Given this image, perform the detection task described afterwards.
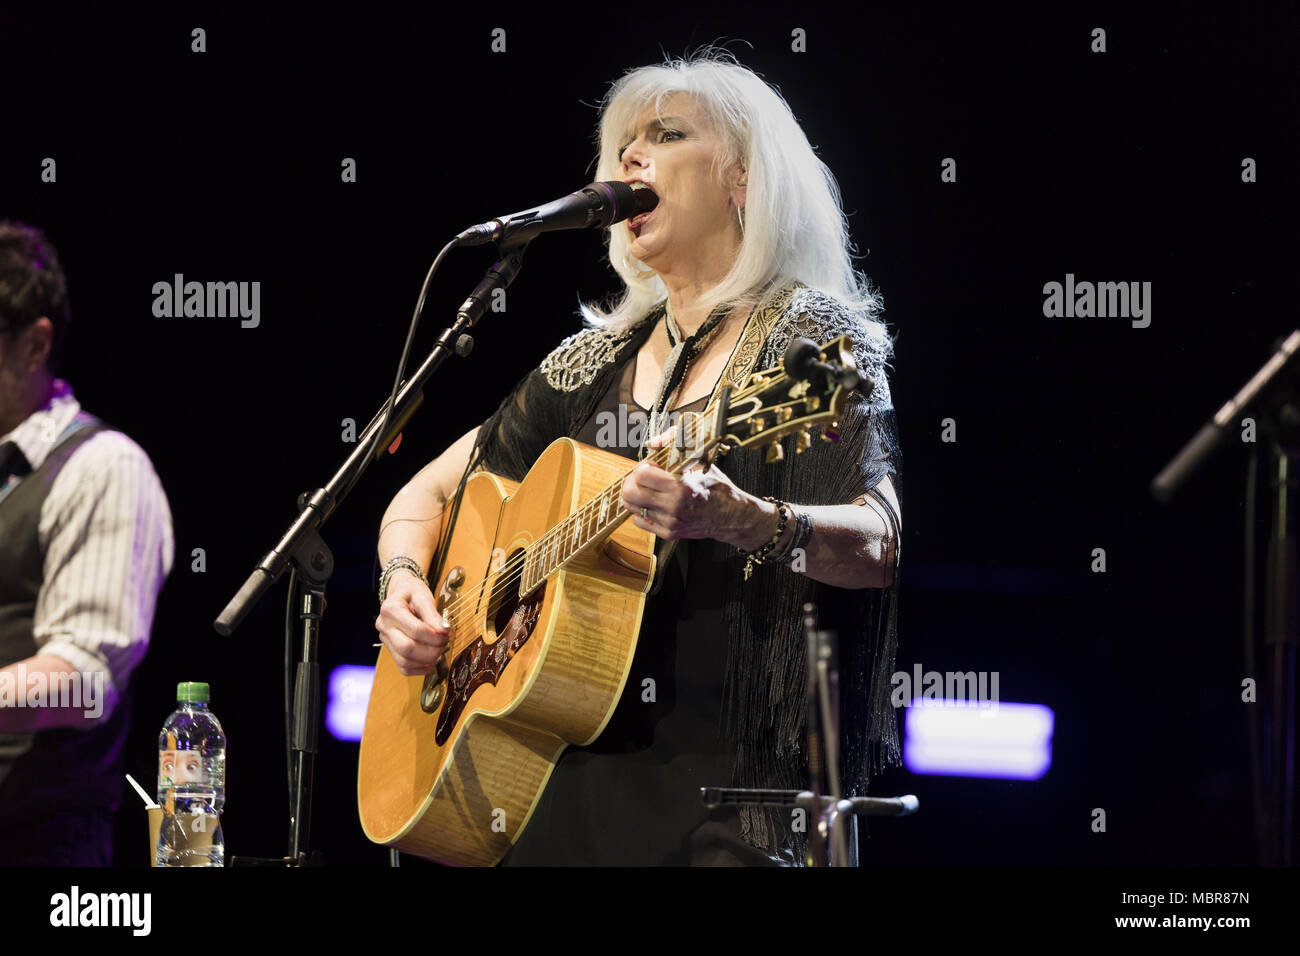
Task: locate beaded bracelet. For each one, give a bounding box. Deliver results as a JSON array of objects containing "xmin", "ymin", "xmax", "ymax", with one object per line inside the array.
[
  {"xmin": 742, "ymin": 497, "xmax": 791, "ymax": 580},
  {"xmin": 771, "ymin": 510, "xmax": 814, "ymax": 566},
  {"xmin": 378, "ymin": 555, "xmax": 428, "ymax": 603}
]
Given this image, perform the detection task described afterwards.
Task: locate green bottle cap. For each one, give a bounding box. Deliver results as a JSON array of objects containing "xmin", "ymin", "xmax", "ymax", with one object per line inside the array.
[{"xmin": 177, "ymin": 681, "xmax": 210, "ymax": 703}]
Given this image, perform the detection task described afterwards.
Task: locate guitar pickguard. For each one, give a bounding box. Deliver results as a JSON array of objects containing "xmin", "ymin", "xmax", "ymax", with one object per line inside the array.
[{"xmin": 433, "ymin": 585, "xmax": 546, "ymax": 745}]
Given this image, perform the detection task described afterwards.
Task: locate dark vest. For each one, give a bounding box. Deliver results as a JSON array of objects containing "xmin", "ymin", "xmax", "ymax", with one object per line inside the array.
[{"xmin": 0, "ymin": 419, "xmax": 133, "ymax": 824}]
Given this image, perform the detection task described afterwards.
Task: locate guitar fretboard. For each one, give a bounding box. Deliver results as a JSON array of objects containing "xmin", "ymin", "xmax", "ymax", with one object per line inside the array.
[{"xmin": 518, "ymin": 414, "xmax": 705, "ymax": 596}]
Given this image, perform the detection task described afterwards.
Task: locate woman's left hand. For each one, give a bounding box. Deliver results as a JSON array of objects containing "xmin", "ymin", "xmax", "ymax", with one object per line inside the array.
[{"xmin": 621, "ymin": 430, "xmax": 775, "ymax": 547}]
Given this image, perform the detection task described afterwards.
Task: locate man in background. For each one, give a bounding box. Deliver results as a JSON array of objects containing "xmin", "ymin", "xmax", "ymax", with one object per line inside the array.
[{"xmin": 0, "ymin": 221, "xmax": 172, "ymax": 865}]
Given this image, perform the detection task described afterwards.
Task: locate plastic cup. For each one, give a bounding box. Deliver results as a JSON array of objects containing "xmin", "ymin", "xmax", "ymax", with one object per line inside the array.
[
  {"xmin": 147, "ymin": 806, "xmax": 162, "ymax": 866},
  {"xmin": 155, "ymin": 801, "xmax": 221, "ymax": 866}
]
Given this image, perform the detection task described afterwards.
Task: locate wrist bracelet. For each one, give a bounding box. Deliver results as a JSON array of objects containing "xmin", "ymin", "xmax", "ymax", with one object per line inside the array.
[
  {"xmin": 742, "ymin": 497, "xmax": 790, "ymax": 580},
  {"xmin": 772, "ymin": 510, "xmax": 813, "ymax": 565},
  {"xmin": 379, "ymin": 555, "xmax": 428, "ymax": 603}
]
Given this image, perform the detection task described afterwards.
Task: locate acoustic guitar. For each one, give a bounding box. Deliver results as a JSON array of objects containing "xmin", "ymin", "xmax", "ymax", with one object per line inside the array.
[{"xmin": 357, "ymin": 335, "xmax": 864, "ymax": 865}]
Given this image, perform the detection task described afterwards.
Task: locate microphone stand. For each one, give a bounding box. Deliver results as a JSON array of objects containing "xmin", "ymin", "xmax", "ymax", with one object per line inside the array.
[
  {"xmin": 700, "ymin": 602, "xmax": 918, "ymax": 866},
  {"xmin": 1261, "ymin": 443, "xmax": 1298, "ymax": 865},
  {"xmin": 216, "ymin": 239, "xmax": 532, "ymax": 866},
  {"xmin": 805, "ymin": 602, "xmax": 854, "ymax": 866},
  {"xmin": 1151, "ymin": 330, "xmax": 1300, "ymax": 865}
]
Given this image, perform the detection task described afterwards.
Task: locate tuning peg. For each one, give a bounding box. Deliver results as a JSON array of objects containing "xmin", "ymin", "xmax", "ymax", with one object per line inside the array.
[
  {"xmin": 776, "ymin": 407, "xmax": 794, "ymax": 423},
  {"xmin": 765, "ymin": 441, "xmax": 784, "ymax": 463},
  {"xmin": 794, "ymin": 430, "xmax": 812, "ymax": 454},
  {"xmin": 750, "ymin": 418, "xmax": 767, "ymax": 435}
]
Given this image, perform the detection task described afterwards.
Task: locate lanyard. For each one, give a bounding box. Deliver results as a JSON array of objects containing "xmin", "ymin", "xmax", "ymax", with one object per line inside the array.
[{"xmin": 641, "ymin": 302, "xmax": 727, "ymax": 459}]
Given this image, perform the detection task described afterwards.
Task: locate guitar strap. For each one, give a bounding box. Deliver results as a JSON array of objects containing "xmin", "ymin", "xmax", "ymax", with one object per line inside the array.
[
  {"xmin": 714, "ymin": 280, "xmax": 806, "ymax": 396},
  {"xmin": 651, "ymin": 280, "xmax": 806, "ymax": 592}
]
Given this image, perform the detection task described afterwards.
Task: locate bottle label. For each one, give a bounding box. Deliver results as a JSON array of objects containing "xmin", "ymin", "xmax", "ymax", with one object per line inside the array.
[{"xmin": 159, "ymin": 748, "xmax": 208, "ymax": 791}]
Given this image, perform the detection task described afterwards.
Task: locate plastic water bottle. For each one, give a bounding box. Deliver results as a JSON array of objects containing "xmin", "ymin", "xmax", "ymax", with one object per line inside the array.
[{"xmin": 156, "ymin": 681, "xmax": 226, "ymax": 866}]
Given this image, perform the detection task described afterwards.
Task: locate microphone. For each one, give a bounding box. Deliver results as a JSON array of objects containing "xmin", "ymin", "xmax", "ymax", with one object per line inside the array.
[
  {"xmin": 1151, "ymin": 329, "xmax": 1300, "ymax": 503},
  {"xmin": 456, "ymin": 181, "xmax": 658, "ymax": 247},
  {"xmin": 846, "ymin": 794, "xmax": 920, "ymax": 817}
]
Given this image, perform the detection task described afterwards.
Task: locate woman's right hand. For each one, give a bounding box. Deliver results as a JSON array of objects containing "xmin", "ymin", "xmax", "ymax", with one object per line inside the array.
[{"xmin": 375, "ymin": 570, "xmax": 452, "ymax": 676}]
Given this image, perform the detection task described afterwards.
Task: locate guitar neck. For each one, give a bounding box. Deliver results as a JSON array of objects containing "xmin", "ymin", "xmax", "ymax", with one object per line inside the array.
[
  {"xmin": 517, "ymin": 421, "xmax": 707, "ymax": 596},
  {"xmin": 512, "ymin": 347, "xmax": 848, "ymax": 597}
]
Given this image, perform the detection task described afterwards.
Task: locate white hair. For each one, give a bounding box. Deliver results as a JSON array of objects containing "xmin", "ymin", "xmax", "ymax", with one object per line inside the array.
[{"xmin": 579, "ymin": 47, "xmax": 884, "ymax": 333}]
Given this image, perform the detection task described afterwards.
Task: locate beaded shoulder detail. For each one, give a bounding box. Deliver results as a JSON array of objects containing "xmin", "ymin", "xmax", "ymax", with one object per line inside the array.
[
  {"xmin": 538, "ymin": 325, "xmax": 637, "ymax": 393},
  {"xmin": 759, "ymin": 287, "xmax": 894, "ymax": 408}
]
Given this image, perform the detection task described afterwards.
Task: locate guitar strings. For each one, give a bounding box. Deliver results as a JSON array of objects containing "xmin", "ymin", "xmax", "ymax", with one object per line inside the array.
[
  {"xmin": 435, "ymin": 468, "xmax": 661, "ymax": 649},
  {"xmin": 432, "ymin": 395, "xmax": 728, "ymax": 628},
  {"xmin": 435, "ymin": 439, "xmax": 679, "ymax": 631},
  {"xmin": 433, "ymin": 375, "xmax": 779, "ymax": 639},
  {"xmin": 426, "ymin": 373, "xmax": 781, "ymax": 656},
  {"xmin": 430, "ymin": 431, "xmax": 692, "ymax": 650}
]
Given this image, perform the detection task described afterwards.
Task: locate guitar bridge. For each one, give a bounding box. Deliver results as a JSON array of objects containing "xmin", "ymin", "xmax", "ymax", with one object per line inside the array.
[
  {"xmin": 420, "ymin": 659, "xmax": 449, "ymax": 713},
  {"xmin": 420, "ymin": 566, "xmax": 465, "ymax": 714}
]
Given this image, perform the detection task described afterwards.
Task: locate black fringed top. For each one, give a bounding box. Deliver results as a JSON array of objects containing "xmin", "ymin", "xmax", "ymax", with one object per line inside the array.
[{"xmin": 451, "ymin": 280, "xmax": 903, "ymax": 865}]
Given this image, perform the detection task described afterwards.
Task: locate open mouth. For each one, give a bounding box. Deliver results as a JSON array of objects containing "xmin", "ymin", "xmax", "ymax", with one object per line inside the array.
[
  {"xmin": 627, "ymin": 182, "xmax": 658, "ymax": 235},
  {"xmin": 627, "ymin": 207, "xmax": 656, "ymax": 235}
]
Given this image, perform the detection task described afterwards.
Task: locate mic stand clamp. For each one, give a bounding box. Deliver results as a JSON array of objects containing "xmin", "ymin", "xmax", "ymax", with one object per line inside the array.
[{"xmin": 698, "ymin": 787, "xmax": 919, "ymax": 867}]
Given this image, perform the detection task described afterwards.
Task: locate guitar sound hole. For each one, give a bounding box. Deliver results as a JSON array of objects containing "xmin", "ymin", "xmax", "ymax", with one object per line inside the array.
[{"xmin": 486, "ymin": 548, "xmax": 524, "ymax": 639}]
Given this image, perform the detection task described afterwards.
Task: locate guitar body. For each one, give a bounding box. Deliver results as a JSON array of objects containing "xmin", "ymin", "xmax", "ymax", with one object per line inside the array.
[{"xmin": 357, "ymin": 438, "xmax": 656, "ymax": 866}]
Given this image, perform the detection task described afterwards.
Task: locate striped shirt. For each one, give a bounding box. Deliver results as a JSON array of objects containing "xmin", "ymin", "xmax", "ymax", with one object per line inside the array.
[{"xmin": 0, "ymin": 380, "xmax": 173, "ymax": 720}]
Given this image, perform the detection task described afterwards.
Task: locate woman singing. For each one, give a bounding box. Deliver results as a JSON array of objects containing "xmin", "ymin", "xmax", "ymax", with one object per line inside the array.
[{"xmin": 373, "ymin": 49, "xmax": 902, "ymax": 866}]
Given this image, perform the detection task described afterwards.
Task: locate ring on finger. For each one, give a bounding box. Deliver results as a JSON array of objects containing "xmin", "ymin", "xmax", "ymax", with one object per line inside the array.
[{"xmin": 641, "ymin": 506, "xmax": 649, "ymax": 519}]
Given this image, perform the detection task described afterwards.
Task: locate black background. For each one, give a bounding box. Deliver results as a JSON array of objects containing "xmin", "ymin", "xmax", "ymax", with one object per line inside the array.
[{"xmin": 2, "ymin": 3, "xmax": 1296, "ymax": 870}]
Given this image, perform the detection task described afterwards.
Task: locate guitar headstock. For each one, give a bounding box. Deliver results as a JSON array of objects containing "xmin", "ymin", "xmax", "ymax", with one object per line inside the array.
[
  {"xmin": 718, "ymin": 334, "xmax": 864, "ymax": 461},
  {"xmin": 657, "ymin": 335, "xmax": 866, "ymax": 470}
]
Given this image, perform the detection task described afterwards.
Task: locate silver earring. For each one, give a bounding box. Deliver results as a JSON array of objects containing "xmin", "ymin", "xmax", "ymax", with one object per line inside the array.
[{"xmin": 736, "ymin": 205, "xmax": 745, "ymax": 235}]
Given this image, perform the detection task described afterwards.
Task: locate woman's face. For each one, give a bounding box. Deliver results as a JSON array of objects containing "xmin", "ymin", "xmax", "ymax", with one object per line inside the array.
[{"xmin": 617, "ymin": 93, "xmax": 744, "ymax": 277}]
